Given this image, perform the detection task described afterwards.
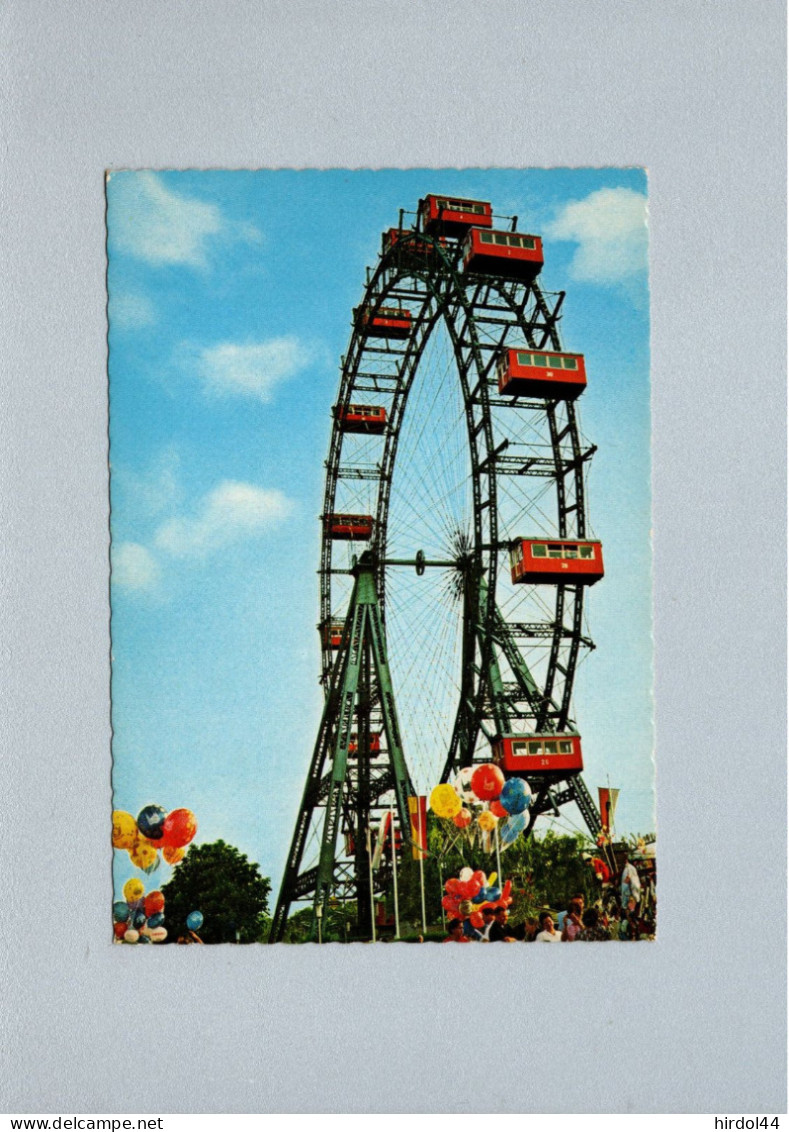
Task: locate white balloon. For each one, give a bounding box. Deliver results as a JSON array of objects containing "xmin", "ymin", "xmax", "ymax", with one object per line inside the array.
[
  {"xmin": 459, "ymin": 867, "xmax": 473, "ymax": 882},
  {"xmin": 123, "ymin": 929, "xmax": 140, "ymax": 943},
  {"xmin": 149, "ymin": 926, "xmax": 168, "ymax": 943}
]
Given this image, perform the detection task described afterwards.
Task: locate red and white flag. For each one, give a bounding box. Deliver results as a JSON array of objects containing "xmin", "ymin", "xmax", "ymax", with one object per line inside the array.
[
  {"xmin": 371, "ymin": 811, "xmax": 391, "ymax": 870},
  {"xmin": 408, "ymin": 795, "xmax": 428, "ymax": 860}
]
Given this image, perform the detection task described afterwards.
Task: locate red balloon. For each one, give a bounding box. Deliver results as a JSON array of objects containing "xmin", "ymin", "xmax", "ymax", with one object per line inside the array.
[
  {"xmin": 144, "ymin": 890, "xmax": 165, "ymax": 917},
  {"xmin": 113, "ymin": 921, "xmax": 127, "ymax": 939},
  {"xmin": 490, "ymin": 800, "xmax": 508, "ymax": 818},
  {"xmin": 445, "ymin": 878, "xmax": 461, "ymax": 896},
  {"xmin": 471, "ymin": 763, "xmax": 505, "ymax": 801},
  {"xmin": 161, "ymin": 808, "xmax": 197, "ymax": 850},
  {"xmin": 469, "ymin": 911, "xmax": 485, "ymax": 928},
  {"xmin": 453, "ymin": 808, "xmax": 472, "ymax": 829},
  {"xmin": 472, "ymin": 870, "xmax": 487, "ymax": 887}
]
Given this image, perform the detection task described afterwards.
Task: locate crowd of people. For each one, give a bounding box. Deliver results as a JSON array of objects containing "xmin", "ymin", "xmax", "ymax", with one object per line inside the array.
[{"xmin": 443, "ymin": 853, "xmax": 656, "ymax": 942}]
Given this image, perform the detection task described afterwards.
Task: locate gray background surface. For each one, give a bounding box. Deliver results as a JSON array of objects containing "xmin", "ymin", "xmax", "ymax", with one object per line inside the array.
[{"xmin": 2, "ymin": 0, "xmax": 785, "ymax": 1114}]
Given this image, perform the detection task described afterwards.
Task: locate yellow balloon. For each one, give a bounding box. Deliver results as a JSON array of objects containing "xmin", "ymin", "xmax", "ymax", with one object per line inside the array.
[
  {"xmin": 129, "ymin": 840, "xmax": 158, "ymax": 870},
  {"xmin": 112, "ymin": 810, "xmax": 138, "ymax": 850},
  {"xmin": 478, "ymin": 810, "xmax": 498, "ymax": 831},
  {"xmin": 429, "ymin": 783, "xmax": 462, "ymax": 820},
  {"xmin": 487, "ymin": 872, "xmax": 497, "ymax": 886},
  {"xmin": 123, "ymin": 878, "xmax": 145, "ymax": 903}
]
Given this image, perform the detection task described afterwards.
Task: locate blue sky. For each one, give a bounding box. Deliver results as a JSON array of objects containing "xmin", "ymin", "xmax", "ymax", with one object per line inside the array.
[{"xmin": 107, "ymin": 168, "xmax": 652, "ymax": 902}]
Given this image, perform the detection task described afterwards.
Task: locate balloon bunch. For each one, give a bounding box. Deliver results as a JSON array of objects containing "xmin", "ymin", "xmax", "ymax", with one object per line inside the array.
[
  {"xmin": 112, "ymin": 806, "xmax": 197, "ymax": 874},
  {"xmin": 429, "ymin": 763, "xmax": 534, "ymax": 851},
  {"xmin": 441, "ymin": 866, "xmax": 514, "ymax": 929},
  {"xmin": 113, "ymin": 881, "xmax": 168, "ymax": 944}
]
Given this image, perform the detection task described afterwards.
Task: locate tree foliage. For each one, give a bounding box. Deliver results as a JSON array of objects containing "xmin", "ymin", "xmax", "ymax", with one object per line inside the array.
[{"xmin": 161, "ymin": 840, "xmax": 271, "ymax": 943}]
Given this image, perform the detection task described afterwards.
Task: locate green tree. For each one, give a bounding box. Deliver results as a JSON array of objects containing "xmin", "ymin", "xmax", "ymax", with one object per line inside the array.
[{"xmin": 161, "ymin": 840, "xmax": 271, "ymax": 943}]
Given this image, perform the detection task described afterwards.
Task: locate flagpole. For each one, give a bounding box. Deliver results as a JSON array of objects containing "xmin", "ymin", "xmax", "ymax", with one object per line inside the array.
[
  {"xmin": 390, "ymin": 802, "xmax": 400, "ymax": 940},
  {"xmin": 437, "ymin": 857, "xmax": 445, "ymax": 932},
  {"xmin": 418, "ymin": 845, "xmax": 427, "ymax": 935},
  {"xmin": 494, "ymin": 823, "xmax": 503, "ymax": 892},
  {"xmin": 366, "ymin": 825, "xmax": 376, "ymax": 943}
]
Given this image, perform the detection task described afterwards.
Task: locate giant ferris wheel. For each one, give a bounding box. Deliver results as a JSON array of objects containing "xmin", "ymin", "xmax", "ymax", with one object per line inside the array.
[{"xmin": 270, "ymin": 194, "xmax": 606, "ymax": 942}]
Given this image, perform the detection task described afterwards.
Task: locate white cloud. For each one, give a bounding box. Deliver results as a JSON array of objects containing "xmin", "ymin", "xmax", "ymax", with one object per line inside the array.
[
  {"xmin": 112, "ymin": 542, "xmax": 161, "ymax": 592},
  {"xmin": 154, "ymin": 481, "xmax": 293, "ymax": 558},
  {"xmin": 114, "ymin": 448, "xmax": 181, "ymax": 517},
  {"xmin": 108, "ymin": 172, "xmax": 261, "ymax": 267},
  {"xmin": 109, "ymin": 290, "xmax": 156, "ymax": 330},
  {"xmin": 193, "ymin": 337, "xmax": 312, "ymax": 401},
  {"xmin": 545, "ymin": 187, "xmax": 648, "ymax": 284}
]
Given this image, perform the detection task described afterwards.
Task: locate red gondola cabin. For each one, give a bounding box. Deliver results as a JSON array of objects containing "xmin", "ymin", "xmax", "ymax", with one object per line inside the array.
[
  {"xmin": 462, "ymin": 228, "xmax": 544, "ymax": 281},
  {"xmin": 420, "ymin": 195, "xmax": 493, "ymax": 238},
  {"xmin": 355, "ymin": 305, "xmax": 412, "ymax": 339},
  {"xmin": 497, "ymin": 348, "xmax": 587, "ymax": 401},
  {"xmin": 492, "ymin": 732, "xmax": 584, "ymax": 775},
  {"xmin": 509, "ymin": 539, "xmax": 604, "ymax": 585},
  {"xmin": 348, "ymin": 733, "xmax": 382, "ymax": 757},
  {"xmin": 321, "ymin": 620, "xmax": 345, "ymax": 649},
  {"xmin": 335, "ymin": 403, "xmax": 387, "ymax": 434},
  {"xmin": 325, "ymin": 513, "xmax": 375, "ymax": 541},
  {"xmin": 383, "ymin": 228, "xmax": 447, "ymax": 256}
]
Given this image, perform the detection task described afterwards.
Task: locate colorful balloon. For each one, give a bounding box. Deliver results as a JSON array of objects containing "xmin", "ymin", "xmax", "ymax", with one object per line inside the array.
[
  {"xmin": 186, "ymin": 910, "xmax": 204, "ymax": 931},
  {"xmin": 144, "ymin": 890, "xmax": 165, "ymax": 917},
  {"xmin": 162, "ymin": 844, "xmax": 185, "ymax": 866},
  {"xmin": 453, "ymin": 808, "xmax": 472, "ymax": 829},
  {"xmin": 500, "ymin": 811, "xmax": 528, "ymax": 848},
  {"xmin": 471, "ymin": 763, "xmax": 505, "ymax": 801},
  {"xmin": 137, "ymin": 804, "xmax": 167, "ymax": 842},
  {"xmin": 477, "ymin": 810, "xmax": 498, "ymax": 831},
  {"xmin": 500, "ymin": 777, "xmax": 531, "ymax": 815},
  {"xmin": 112, "ymin": 900, "xmax": 130, "ymax": 923},
  {"xmin": 129, "ymin": 839, "xmax": 158, "ymax": 870},
  {"xmin": 147, "ymin": 912, "xmax": 165, "ymax": 929},
  {"xmin": 161, "ymin": 808, "xmax": 197, "ymax": 850},
  {"xmin": 112, "ymin": 811, "xmax": 138, "ymax": 850},
  {"xmin": 122, "ymin": 878, "xmax": 145, "ymax": 904},
  {"xmin": 429, "ymin": 783, "xmax": 462, "ymax": 820},
  {"xmin": 452, "ymin": 765, "xmax": 476, "ymax": 803}
]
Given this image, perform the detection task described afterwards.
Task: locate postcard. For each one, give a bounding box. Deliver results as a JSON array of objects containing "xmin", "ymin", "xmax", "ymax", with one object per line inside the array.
[{"xmin": 107, "ymin": 169, "xmax": 653, "ymax": 946}]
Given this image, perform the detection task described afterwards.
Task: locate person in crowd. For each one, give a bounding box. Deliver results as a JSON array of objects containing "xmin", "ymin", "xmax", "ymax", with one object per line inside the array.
[
  {"xmin": 443, "ymin": 917, "xmax": 472, "ymax": 943},
  {"xmin": 620, "ymin": 852, "xmax": 641, "ymax": 909},
  {"xmin": 534, "ymin": 911, "xmax": 560, "ymax": 942},
  {"xmin": 561, "ymin": 899, "xmax": 583, "ymax": 941},
  {"xmin": 522, "ymin": 918, "xmax": 538, "ymax": 942},
  {"xmin": 557, "ymin": 892, "xmax": 586, "ymax": 933},
  {"xmin": 577, "ymin": 907, "xmax": 611, "ymax": 941},
  {"xmin": 488, "ymin": 906, "xmax": 518, "ymax": 942}
]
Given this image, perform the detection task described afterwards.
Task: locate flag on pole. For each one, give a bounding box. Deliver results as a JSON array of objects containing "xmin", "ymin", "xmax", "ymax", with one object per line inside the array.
[
  {"xmin": 371, "ymin": 811, "xmax": 391, "ymax": 870},
  {"xmin": 598, "ymin": 787, "xmax": 620, "ymax": 833},
  {"xmin": 408, "ymin": 795, "xmax": 428, "ymax": 860}
]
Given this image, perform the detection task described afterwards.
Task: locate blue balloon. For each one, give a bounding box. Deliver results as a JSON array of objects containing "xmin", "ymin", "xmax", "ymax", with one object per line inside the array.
[
  {"xmin": 137, "ymin": 804, "xmax": 166, "ymax": 842},
  {"xmin": 132, "ymin": 909, "xmax": 147, "ymax": 928},
  {"xmin": 486, "ymin": 886, "xmax": 502, "ymax": 902},
  {"xmin": 500, "ymin": 811, "xmax": 528, "ymax": 847},
  {"xmin": 112, "ymin": 901, "xmax": 130, "ymax": 923},
  {"xmin": 137, "ymin": 933, "xmax": 151, "ymax": 944},
  {"xmin": 186, "ymin": 910, "xmax": 204, "ymax": 931},
  {"xmin": 147, "ymin": 912, "xmax": 165, "ymax": 929},
  {"xmin": 501, "ymin": 777, "xmax": 530, "ymax": 815}
]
